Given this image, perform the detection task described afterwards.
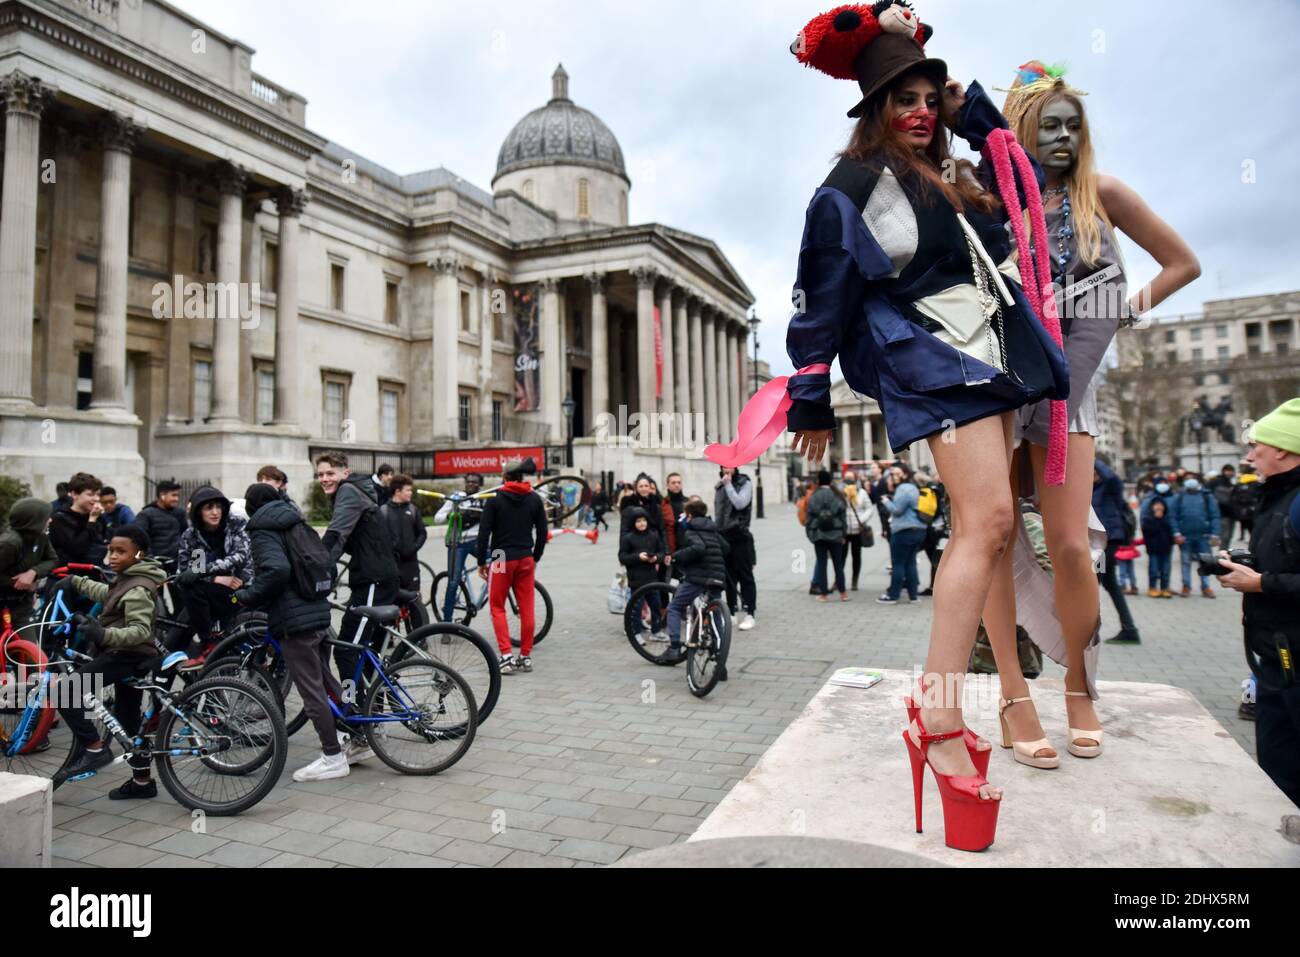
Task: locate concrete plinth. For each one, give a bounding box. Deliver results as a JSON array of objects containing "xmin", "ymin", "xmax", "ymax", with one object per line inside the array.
[
  {"xmin": 617, "ymin": 836, "xmax": 943, "ymax": 868},
  {"xmin": 691, "ymin": 670, "xmax": 1300, "ymax": 867},
  {"xmin": 152, "ymin": 422, "xmax": 312, "ymax": 502},
  {"xmin": 0, "ymin": 406, "xmax": 144, "ymax": 505},
  {"xmin": 0, "ymin": 772, "xmax": 52, "ymax": 868}
]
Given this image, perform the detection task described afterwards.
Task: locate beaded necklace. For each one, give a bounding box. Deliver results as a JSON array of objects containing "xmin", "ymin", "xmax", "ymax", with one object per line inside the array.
[{"xmin": 1043, "ymin": 184, "xmax": 1074, "ymax": 279}]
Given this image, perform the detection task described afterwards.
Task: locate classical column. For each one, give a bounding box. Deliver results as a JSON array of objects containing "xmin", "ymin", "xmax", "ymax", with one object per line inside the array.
[
  {"xmin": 43, "ymin": 128, "xmax": 83, "ymax": 407},
  {"xmin": 89, "ymin": 114, "xmax": 143, "ymax": 412},
  {"xmin": 840, "ymin": 414, "xmax": 852, "ymax": 465},
  {"xmin": 688, "ymin": 295, "xmax": 705, "ymax": 439},
  {"xmin": 672, "ymin": 289, "xmax": 689, "ymax": 418},
  {"xmin": 478, "ymin": 269, "xmax": 499, "ymax": 431},
  {"xmin": 632, "ymin": 266, "xmax": 657, "ymax": 418},
  {"xmin": 0, "ymin": 72, "xmax": 51, "ymax": 406},
  {"xmin": 862, "ymin": 413, "xmax": 875, "ymax": 460},
  {"xmin": 164, "ymin": 173, "xmax": 196, "ymax": 425},
  {"xmin": 207, "ymin": 162, "xmax": 245, "ymax": 423},
  {"xmin": 735, "ymin": 326, "xmax": 748, "ymax": 418},
  {"xmin": 430, "ymin": 251, "xmax": 460, "ymax": 441},
  {"xmin": 714, "ymin": 316, "xmax": 731, "ymax": 442},
  {"xmin": 539, "ymin": 276, "xmax": 563, "ymax": 441},
  {"xmin": 273, "ymin": 187, "xmax": 307, "ymax": 426},
  {"xmin": 657, "ymin": 280, "xmax": 675, "ymax": 418},
  {"xmin": 701, "ymin": 305, "xmax": 718, "ymax": 441},
  {"xmin": 586, "ymin": 271, "xmax": 609, "ymax": 425}
]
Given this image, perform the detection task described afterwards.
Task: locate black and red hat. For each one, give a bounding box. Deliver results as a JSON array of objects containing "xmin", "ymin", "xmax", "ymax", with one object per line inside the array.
[{"xmin": 791, "ymin": 1, "xmax": 946, "ymax": 119}]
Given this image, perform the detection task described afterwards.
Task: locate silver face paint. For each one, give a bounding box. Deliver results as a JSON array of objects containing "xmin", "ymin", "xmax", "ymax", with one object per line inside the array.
[{"xmin": 1036, "ymin": 99, "xmax": 1082, "ymax": 171}]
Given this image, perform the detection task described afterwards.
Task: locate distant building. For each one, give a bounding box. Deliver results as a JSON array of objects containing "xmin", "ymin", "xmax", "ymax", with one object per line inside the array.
[{"xmin": 1107, "ymin": 290, "xmax": 1300, "ymax": 476}]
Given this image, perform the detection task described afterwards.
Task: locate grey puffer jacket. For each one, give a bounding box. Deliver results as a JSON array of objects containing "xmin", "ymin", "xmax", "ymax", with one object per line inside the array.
[{"xmin": 234, "ymin": 500, "xmax": 330, "ymax": 636}]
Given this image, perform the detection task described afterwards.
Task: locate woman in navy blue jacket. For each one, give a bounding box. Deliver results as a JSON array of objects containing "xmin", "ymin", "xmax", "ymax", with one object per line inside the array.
[{"xmin": 709, "ymin": 4, "xmax": 1068, "ymax": 852}]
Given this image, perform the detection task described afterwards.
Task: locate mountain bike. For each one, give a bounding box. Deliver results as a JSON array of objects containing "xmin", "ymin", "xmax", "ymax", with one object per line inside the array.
[
  {"xmin": 1, "ymin": 615, "xmax": 287, "ymax": 815},
  {"xmin": 624, "ymin": 579, "xmax": 731, "ymax": 697}
]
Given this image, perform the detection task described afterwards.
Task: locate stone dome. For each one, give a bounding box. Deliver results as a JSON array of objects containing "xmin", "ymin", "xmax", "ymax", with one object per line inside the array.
[{"xmin": 494, "ymin": 65, "xmax": 629, "ymax": 184}]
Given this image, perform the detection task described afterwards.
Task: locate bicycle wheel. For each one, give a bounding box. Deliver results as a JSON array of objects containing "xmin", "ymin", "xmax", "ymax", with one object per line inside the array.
[
  {"xmin": 508, "ymin": 582, "xmax": 554, "ymax": 648},
  {"xmin": 623, "ymin": 581, "xmax": 678, "ymax": 665},
  {"xmin": 392, "ymin": 622, "xmax": 500, "ymax": 724},
  {"xmin": 430, "ymin": 571, "xmax": 472, "ymax": 625},
  {"xmin": 202, "ymin": 624, "xmax": 309, "ymax": 738},
  {"xmin": 533, "ymin": 474, "xmax": 588, "ymax": 524},
  {"xmin": 154, "ymin": 675, "xmax": 287, "ymax": 816},
  {"xmin": 0, "ymin": 638, "xmax": 56, "ymax": 757},
  {"xmin": 418, "ymin": 561, "xmax": 438, "ymax": 612},
  {"xmin": 363, "ymin": 659, "xmax": 476, "ymax": 775},
  {"xmin": 686, "ymin": 600, "xmax": 731, "ymax": 698},
  {"xmin": 195, "ymin": 659, "xmax": 286, "ymax": 772}
]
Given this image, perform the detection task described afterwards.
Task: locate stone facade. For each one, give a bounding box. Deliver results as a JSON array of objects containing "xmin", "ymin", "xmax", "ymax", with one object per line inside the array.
[{"xmin": 0, "ymin": 0, "xmax": 767, "ymax": 504}]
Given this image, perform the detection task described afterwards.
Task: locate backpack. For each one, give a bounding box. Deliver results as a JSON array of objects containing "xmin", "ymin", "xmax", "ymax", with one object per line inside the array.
[
  {"xmin": 284, "ymin": 520, "xmax": 334, "ymax": 601},
  {"xmin": 916, "ymin": 487, "xmax": 939, "ymax": 525},
  {"xmin": 1231, "ymin": 482, "xmax": 1260, "ymax": 525}
]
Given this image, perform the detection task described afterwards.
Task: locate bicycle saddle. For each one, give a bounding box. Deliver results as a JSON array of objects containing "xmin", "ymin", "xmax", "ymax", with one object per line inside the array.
[
  {"xmin": 121, "ymin": 654, "xmax": 165, "ymax": 685},
  {"xmin": 704, "ymin": 579, "xmax": 726, "ymax": 589},
  {"xmin": 394, "ymin": 589, "xmax": 420, "ymax": 606},
  {"xmin": 352, "ymin": 605, "xmax": 402, "ymax": 624}
]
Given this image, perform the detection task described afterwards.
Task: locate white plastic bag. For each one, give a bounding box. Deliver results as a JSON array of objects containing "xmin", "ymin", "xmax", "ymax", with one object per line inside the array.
[{"xmin": 607, "ymin": 570, "xmax": 630, "ymax": 615}]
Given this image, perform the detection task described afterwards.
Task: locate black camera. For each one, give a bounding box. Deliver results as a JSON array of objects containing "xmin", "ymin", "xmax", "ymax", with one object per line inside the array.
[{"xmin": 1197, "ymin": 548, "xmax": 1254, "ymax": 579}]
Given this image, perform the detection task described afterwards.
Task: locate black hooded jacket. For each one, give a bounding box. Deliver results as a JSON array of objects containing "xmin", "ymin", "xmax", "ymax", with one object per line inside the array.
[
  {"xmin": 0, "ymin": 498, "xmax": 58, "ymax": 603},
  {"xmin": 234, "ymin": 499, "xmax": 331, "ymax": 636},
  {"xmin": 619, "ymin": 507, "xmax": 666, "ymax": 589},
  {"xmin": 671, "ymin": 516, "xmax": 731, "ymax": 587},
  {"xmin": 322, "ymin": 472, "xmax": 399, "ymax": 586},
  {"xmin": 48, "ymin": 501, "xmax": 107, "ymax": 567},
  {"xmin": 1243, "ymin": 464, "xmax": 1300, "ymax": 662},
  {"xmin": 135, "ymin": 500, "xmax": 188, "ymax": 563},
  {"xmin": 476, "ymin": 482, "xmax": 548, "ymax": 564}
]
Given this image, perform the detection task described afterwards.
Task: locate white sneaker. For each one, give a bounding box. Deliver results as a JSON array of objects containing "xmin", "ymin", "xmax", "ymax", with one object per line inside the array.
[
  {"xmin": 651, "ymin": 631, "xmax": 670, "ymax": 644},
  {"xmin": 343, "ymin": 734, "xmax": 374, "ymax": 765},
  {"xmin": 737, "ymin": 613, "xmax": 755, "ymax": 631},
  {"xmin": 292, "ymin": 751, "xmax": 350, "ymax": 782}
]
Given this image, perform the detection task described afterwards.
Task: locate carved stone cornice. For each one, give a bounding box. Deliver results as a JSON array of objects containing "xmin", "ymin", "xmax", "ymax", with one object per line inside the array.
[
  {"xmin": 672, "ymin": 287, "xmax": 687, "ymax": 309},
  {"xmin": 213, "ymin": 161, "xmax": 247, "ymax": 197},
  {"xmin": 0, "ymin": 70, "xmax": 53, "ymax": 118},
  {"xmin": 274, "ymin": 186, "xmax": 309, "ymax": 218},
  {"xmin": 686, "ymin": 293, "xmax": 704, "ymax": 315},
  {"xmin": 538, "ymin": 276, "xmax": 561, "ymax": 294},
  {"xmin": 97, "ymin": 112, "xmax": 144, "ymax": 154}
]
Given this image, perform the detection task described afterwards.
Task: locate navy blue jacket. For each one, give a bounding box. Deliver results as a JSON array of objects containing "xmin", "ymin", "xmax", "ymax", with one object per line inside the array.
[
  {"xmin": 1139, "ymin": 511, "xmax": 1175, "ymax": 557},
  {"xmin": 1169, "ymin": 489, "xmax": 1221, "ymax": 540},
  {"xmin": 1091, "ymin": 461, "xmax": 1129, "ymax": 543}
]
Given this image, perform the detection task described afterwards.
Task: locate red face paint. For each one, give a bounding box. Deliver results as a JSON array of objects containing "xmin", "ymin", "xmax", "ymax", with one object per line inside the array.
[{"xmin": 891, "ymin": 108, "xmax": 937, "ymax": 135}]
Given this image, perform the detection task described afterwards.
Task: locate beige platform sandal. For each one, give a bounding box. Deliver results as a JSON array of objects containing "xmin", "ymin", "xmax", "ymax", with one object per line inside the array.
[
  {"xmin": 998, "ymin": 696, "xmax": 1060, "ymax": 769},
  {"xmin": 1064, "ymin": 690, "xmax": 1104, "ymax": 758}
]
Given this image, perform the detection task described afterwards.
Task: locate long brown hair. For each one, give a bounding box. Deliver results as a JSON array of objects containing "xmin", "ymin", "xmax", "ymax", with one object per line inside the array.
[
  {"xmin": 839, "ymin": 69, "xmax": 995, "ymax": 215},
  {"xmin": 1004, "ymin": 87, "xmax": 1108, "ymax": 266}
]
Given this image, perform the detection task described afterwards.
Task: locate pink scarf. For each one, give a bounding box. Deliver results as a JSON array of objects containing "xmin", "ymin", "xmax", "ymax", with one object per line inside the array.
[
  {"xmin": 704, "ymin": 364, "xmax": 831, "ymax": 468},
  {"xmin": 982, "ymin": 127, "xmax": 1068, "ymax": 487}
]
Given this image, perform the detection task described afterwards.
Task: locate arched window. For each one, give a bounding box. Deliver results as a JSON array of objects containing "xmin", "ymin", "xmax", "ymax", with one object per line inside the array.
[
  {"xmin": 577, "ymin": 178, "xmax": 590, "ymax": 219},
  {"xmin": 522, "ymin": 179, "xmax": 534, "ymax": 202}
]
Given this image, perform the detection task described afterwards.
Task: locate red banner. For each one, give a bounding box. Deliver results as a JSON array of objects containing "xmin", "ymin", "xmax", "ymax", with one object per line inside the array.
[
  {"xmin": 653, "ymin": 305, "xmax": 663, "ymax": 399},
  {"xmin": 433, "ymin": 446, "xmax": 544, "ymax": 477}
]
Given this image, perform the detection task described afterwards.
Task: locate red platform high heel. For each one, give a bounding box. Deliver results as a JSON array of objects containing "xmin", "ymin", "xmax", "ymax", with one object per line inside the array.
[
  {"xmin": 904, "ymin": 696, "xmax": 990, "ymax": 777},
  {"xmin": 903, "ymin": 706, "xmax": 1002, "ymax": 852}
]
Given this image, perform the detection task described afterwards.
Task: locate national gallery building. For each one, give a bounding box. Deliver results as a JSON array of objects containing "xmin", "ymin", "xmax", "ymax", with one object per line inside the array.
[{"xmin": 0, "ymin": 0, "xmax": 776, "ymax": 503}]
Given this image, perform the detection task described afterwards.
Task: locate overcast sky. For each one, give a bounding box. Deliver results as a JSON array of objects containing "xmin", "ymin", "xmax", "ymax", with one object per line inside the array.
[{"xmin": 180, "ymin": 0, "xmax": 1300, "ymax": 379}]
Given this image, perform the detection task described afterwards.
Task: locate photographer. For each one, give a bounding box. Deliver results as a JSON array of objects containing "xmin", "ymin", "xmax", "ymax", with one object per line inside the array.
[{"xmin": 1215, "ymin": 399, "xmax": 1300, "ymax": 807}]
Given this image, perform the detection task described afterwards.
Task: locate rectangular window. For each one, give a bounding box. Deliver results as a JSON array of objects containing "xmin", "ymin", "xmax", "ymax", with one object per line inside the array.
[
  {"xmin": 494, "ymin": 308, "xmax": 509, "ymax": 344},
  {"xmin": 492, "ymin": 399, "xmax": 503, "ymax": 441},
  {"xmin": 385, "ymin": 279, "xmax": 400, "ymax": 325},
  {"xmin": 1189, "ymin": 327, "xmax": 1202, "ymax": 342},
  {"xmin": 381, "ymin": 388, "xmax": 399, "ymax": 444},
  {"xmin": 322, "ymin": 376, "xmax": 348, "ymax": 440},
  {"xmin": 192, "ymin": 359, "xmax": 212, "ymax": 421},
  {"xmin": 1191, "ymin": 347, "xmax": 1203, "ymax": 361},
  {"xmin": 460, "ymin": 289, "xmax": 473, "ymax": 334},
  {"xmin": 1217, "ymin": 345, "xmax": 1229, "ymax": 360},
  {"xmin": 458, "ymin": 394, "xmax": 472, "ymax": 441},
  {"xmin": 1216, "ymin": 323, "xmax": 1228, "ymax": 338},
  {"xmin": 330, "ymin": 262, "xmax": 345, "ymax": 312},
  {"xmin": 1220, "ymin": 371, "xmax": 1231, "ymax": 385},
  {"xmin": 256, "ymin": 367, "xmax": 275, "ymax": 424},
  {"xmin": 263, "ymin": 242, "xmax": 279, "ymax": 294},
  {"xmin": 76, "ymin": 351, "xmax": 93, "ymax": 411},
  {"xmin": 1164, "ymin": 330, "xmax": 1176, "ymax": 344}
]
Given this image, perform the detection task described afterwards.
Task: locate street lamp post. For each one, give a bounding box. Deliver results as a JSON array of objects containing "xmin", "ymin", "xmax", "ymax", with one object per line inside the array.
[
  {"xmin": 562, "ymin": 392, "xmax": 575, "ymax": 469},
  {"xmin": 747, "ymin": 308, "xmax": 764, "ymax": 519},
  {"xmin": 1188, "ymin": 411, "xmax": 1205, "ymax": 475}
]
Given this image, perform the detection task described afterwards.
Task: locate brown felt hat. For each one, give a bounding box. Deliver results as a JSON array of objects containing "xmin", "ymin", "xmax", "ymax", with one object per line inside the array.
[{"xmin": 846, "ymin": 32, "xmax": 947, "ymax": 119}]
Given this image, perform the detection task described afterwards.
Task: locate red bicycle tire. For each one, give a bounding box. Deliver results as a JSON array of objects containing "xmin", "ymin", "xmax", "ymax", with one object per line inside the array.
[{"xmin": 3, "ymin": 638, "xmax": 55, "ymax": 754}]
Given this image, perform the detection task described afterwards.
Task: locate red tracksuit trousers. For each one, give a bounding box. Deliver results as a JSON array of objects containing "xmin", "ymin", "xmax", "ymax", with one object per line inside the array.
[{"xmin": 489, "ymin": 556, "xmax": 536, "ymax": 656}]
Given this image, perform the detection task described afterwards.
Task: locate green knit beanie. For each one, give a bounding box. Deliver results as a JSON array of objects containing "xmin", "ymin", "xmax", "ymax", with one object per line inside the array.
[{"xmin": 1252, "ymin": 398, "xmax": 1300, "ymax": 455}]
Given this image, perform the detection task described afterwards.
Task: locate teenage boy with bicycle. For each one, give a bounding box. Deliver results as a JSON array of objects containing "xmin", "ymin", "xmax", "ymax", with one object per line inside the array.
[
  {"xmin": 475, "ymin": 458, "xmax": 547, "ymax": 674},
  {"xmin": 435, "ymin": 472, "xmax": 484, "ymax": 621}
]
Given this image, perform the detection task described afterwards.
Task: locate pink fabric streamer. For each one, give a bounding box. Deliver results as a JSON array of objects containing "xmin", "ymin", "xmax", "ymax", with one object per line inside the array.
[
  {"xmin": 982, "ymin": 127, "xmax": 1068, "ymax": 487},
  {"xmin": 704, "ymin": 364, "xmax": 832, "ymax": 468}
]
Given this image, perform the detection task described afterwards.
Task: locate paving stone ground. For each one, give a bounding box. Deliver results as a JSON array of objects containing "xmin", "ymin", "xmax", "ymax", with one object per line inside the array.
[{"xmin": 51, "ymin": 502, "xmax": 1257, "ymax": 867}]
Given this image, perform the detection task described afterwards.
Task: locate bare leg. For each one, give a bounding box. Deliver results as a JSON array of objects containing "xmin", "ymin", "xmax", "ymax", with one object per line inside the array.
[
  {"xmin": 1030, "ymin": 435, "xmax": 1102, "ymax": 745},
  {"xmin": 980, "ymin": 447, "xmax": 1055, "ymax": 757},
  {"xmin": 911, "ymin": 413, "xmax": 1017, "ymax": 801}
]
